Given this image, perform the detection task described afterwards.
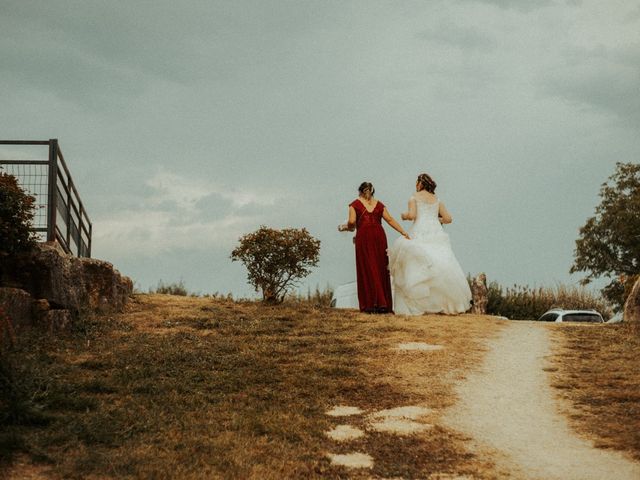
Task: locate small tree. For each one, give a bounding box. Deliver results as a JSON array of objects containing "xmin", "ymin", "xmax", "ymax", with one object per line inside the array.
[
  {"xmin": 0, "ymin": 171, "xmax": 37, "ymax": 257},
  {"xmin": 571, "ymin": 162, "xmax": 640, "ymax": 311},
  {"xmin": 231, "ymin": 226, "xmax": 321, "ymax": 304}
]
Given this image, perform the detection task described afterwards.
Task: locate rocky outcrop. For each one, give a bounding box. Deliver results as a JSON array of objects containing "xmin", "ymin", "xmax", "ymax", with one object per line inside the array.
[
  {"xmin": 623, "ymin": 276, "xmax": 640, "ymax": 323},
  {"xmin": 471, "ymin": 273, "xmax": 488, "ymax": 315},
  {"xmin": 0, "ymin": 242, "xmax": 132, "ymax": 330},
  {"xmin": 0, "ymin": 287, "xmax": 34, "ymax": 331}
]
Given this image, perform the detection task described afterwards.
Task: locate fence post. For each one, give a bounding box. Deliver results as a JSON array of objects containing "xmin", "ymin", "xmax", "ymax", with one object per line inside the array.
[
  {"xmin": 88, "ymin": 223, "xmax": 92, "ymax": 258},
  {"xmin": 47, "ymin": 139, "xmax": 59, "ymax": 243}
]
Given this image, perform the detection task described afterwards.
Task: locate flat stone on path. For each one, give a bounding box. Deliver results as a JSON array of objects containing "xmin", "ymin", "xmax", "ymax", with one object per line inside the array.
[
  {"xmin": 371, "ymin": 405, "xmax": 432, "ymax": 419},
  {"xmin": 368, "ymin": 405, "xmax": 433, "ymax": 435},
  {"xmin": 328, "ymin": 452, "xmax": 374, "ymax": 469},
  {"xmin": 369, "ymin": 417, "xmax": 432, "ymax": 435},
  {"xmin": 396, "ymin": 342, "xmax": 444, "ymax": 351},
  {"xmin": 326, "ymin": 405, "xmax": 364, "ymax": 417},
  {"xmin": 325, "ymin": 424, "xmax": 365, "ymax": 441}
]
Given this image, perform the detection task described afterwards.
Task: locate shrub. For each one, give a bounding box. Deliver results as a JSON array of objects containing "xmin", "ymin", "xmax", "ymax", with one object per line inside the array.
[
  {"xmin": 486, "ymin": 282, "xmax": 612, "ymax": 320},
  {"xmin": 285, "ymin": 285, "xmax": 334, "ymax": 307},
  {"xmin": 150, "ymin": 279, "xmax": 188, "ymax": 296},
  {"xmin": 0, "ymin": 171, "xmax": 37, "ymax": 257},
  {"xmin": 231, "ymin": 226, "xmax": 321, "ymax": 304}
]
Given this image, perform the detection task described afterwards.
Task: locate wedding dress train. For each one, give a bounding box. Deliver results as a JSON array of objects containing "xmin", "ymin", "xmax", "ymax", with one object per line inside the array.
[{"xmin": 388, "ymin": 196, "xmax": 471, "ymax": 315}]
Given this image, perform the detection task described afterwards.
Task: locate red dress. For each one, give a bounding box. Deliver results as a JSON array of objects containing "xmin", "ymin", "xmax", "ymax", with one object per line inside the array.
[{"xmin": 350, "ymin": 199, "xmax": 393, "ymax": 313}]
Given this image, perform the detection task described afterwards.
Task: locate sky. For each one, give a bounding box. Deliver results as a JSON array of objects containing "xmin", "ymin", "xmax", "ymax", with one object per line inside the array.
[{"xmin": 1, "ymin": 0, "xmax": 639, "ymax": 297}]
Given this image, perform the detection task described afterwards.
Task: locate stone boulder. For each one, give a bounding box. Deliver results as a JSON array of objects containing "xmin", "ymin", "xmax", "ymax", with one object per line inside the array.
[
  {"xmin": 471, "ymin": 273, "xmax": 488, "ymax": 315},
  {"xmin": 0, "ymin": 287, "xmax": 35, "ymax": 331},
  {"xmin": 623, "ymin": 276, "xmax": 640, "ymax": 323},
  {"xmin": 0, "ymin": 243, "xmax": 132, "ymax": 323}
]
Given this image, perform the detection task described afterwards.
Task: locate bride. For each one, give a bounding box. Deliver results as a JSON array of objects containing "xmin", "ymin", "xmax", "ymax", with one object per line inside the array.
[{"xmin": 388, "ymin": 173, "xmax": 472, "ymax": 315}]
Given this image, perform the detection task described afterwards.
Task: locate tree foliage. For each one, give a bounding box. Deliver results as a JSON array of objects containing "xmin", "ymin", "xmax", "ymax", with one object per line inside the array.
[
  {"xmin": 0, "ymin": 171, "xmax": 37, "ymax": 257},
  {"xmin": 231, "ymin": 226, "xmax": 321, "ymax": 304},
  {"xmin": 571, "ymin": 162, "xmax": 640, "ymax": 310}
]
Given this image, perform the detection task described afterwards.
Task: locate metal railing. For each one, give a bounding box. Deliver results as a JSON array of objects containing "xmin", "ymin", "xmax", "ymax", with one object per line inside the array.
[{"xmin": 0, "ymin": 139, "xmax": 92, "ymax": 257}]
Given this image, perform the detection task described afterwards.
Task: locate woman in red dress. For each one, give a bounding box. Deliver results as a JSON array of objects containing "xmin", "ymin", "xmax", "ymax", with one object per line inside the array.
[{"xmin": 341, "ymin": 182, "xmax": 409, "ymax": 313}]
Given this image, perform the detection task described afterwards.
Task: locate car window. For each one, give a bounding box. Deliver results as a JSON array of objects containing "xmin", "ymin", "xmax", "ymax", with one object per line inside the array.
[
  {"xmin": 561, "ymin": 313, "xmax": 602, "ymax": 323},
  {"xmin": 539, "ymin": 313, "xmax": 559, "ymax": 322}
]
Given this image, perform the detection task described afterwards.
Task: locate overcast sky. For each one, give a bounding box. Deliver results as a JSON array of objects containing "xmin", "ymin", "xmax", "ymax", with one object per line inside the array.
[{"xmin": 1, "ymin": 0, "xmax": 639, "ymax": 297}]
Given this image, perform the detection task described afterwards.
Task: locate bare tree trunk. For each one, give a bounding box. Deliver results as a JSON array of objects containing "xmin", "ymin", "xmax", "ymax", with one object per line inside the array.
[
  {"xmin": 623, "ymin": 275, "xmax": 640, "ymax": 323},
  {"xmin": 471, "ymin": 273, "xmax": 488, "ymax": 315}
]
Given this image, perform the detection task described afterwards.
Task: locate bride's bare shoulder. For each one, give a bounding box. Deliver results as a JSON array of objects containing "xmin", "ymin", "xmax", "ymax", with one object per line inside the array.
[{"xmin": 414, "ymin": 192, "xmax": 438, "ymax": 203}]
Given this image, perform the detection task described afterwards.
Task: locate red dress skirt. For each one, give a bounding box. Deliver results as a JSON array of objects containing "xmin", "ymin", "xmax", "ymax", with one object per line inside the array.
[{"xmin": 350, "ymin": 199, "xmax": 393, "ymax": 313}]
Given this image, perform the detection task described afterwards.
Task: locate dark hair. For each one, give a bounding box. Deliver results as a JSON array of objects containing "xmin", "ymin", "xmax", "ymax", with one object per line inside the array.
[
  {"xmin": 417, "ymin": 173, "xmax": 436, "ymax": 193},
  {"xmin": 358, "ymin": 182, "xmax": 375, "ymax": 200}
]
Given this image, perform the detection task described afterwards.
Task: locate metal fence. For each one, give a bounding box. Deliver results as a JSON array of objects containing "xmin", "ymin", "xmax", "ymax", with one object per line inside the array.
[{"xmin": 0, "ymin": 139, "xmax": 92, "ymax": 257}]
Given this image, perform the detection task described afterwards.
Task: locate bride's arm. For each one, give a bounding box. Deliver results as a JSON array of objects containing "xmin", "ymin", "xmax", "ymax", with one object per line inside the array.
[
  {"xmin": 438, "ymin": 202, "xmax": 453, "ymax": 224},
  {"xmin": 401, "ymin": 198, "xmax": 417, "ymax": 221},
  {"xmin": 383, "ymin": 208, "xmax": 410, "ymax": 238}
]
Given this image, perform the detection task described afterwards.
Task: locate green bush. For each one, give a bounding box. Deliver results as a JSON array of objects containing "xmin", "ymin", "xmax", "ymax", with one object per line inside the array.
[
  {"xmin": 285, "ymin": 285, "xmax": 334, "ymax": 307},
  {"xmin": 486, "ymin": 282, "xmax": 612, "ymax": 320},
  {"xmin": 150, "ymin": 279, "xmax": 188, "ymax": 296},
  {"xmin": 0, "ymin": 171, "xmax": 37, "ymax": 257},
  {"xmin": 231, "ymin": 226, "xmax": 321, "ymax": 304}
]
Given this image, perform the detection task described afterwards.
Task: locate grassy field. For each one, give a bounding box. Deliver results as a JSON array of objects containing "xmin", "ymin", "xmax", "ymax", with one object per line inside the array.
[
  {"xmin": 2, "ymin": 294, "xmax": 505, "ymax": 479},
  {"xmin": 549, "ymin": 323, "xmax": 640, "ymax": 460}
]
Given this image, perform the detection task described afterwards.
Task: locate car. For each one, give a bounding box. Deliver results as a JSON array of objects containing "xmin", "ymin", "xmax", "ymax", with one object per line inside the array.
[{"xmin": 537, "ymin": 308, "xmax": 604, "ymax": 323}]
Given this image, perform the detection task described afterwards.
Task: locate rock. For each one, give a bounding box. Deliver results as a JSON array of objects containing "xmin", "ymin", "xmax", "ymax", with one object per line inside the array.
[
  {"xmin": 43, "ymin": 309, "xmax": 72, "ymax": 332},
  {"xmin": 81, "ymin": 258, "xmax": 132, "ymax": 313},
  {"xmin": 471, "ymin": 273, "xmax": 488, "ymax": 315},
  {"xmin": 623, "ymin": 276, "xmax": 640, "ymax": 323},
  {"xmin": 0, "ymin": 287, "xmax": 35, "ymax": 330},
  {"xmin": 0, "ymin": 243, "xmax": 132, "ymax": 318}
]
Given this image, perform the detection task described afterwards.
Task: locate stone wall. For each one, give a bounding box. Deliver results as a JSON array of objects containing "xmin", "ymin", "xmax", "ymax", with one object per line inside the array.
[{"xmin": 0, "ymin": 242, "xmax": 132, "ymax": 331}]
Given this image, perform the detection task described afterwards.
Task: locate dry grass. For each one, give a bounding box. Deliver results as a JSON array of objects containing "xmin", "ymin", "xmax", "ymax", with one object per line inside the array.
[
  {"xmin": 2, "ymin": 294, "xmax": 505, "ymax": 479},
  {"xmin": 487, "ymin": 282, "xmax": 613, "ymax": 320},
  {"xmin": 549, "ymin": 322, "xmax": 640, "ymax": 460}
]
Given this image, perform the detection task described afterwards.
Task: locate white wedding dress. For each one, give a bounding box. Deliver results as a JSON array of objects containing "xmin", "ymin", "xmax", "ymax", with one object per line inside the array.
[{"xmin": 388, "ymin": 196, "xmax": 471, "ymax": 315}]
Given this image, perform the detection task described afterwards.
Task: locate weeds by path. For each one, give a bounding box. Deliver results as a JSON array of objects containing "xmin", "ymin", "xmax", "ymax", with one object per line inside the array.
[
  {"xmin": 550, "ymin": 323, "xmax": 640, "ymax": 460},
  {"xmin": 3, "ymin": 294, "xmax": 503, "ymax": 479}
]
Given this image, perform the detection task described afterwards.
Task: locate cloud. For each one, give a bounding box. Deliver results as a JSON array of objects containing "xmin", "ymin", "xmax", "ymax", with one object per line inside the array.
[
  {"xmin": 146, "ymin": 169, "xmax": 281, "ymax": 210},
  {"xmin": 92, "ymin": 169, "xmax": 283, "ymax": 258},
  {"xmin": 459, "ymin": 0, "xmax": 553, "ymax": 12},
  {"xmin": 418, "ymin": 22, "xmax": 496, "ymax": 52},
  {"xmin": 94, "ymin": 210, "xmax": 254, "ymax": 257},
  {"xmin": 541, "ymin": 46, "xmax": 640, "ymax": 126}
]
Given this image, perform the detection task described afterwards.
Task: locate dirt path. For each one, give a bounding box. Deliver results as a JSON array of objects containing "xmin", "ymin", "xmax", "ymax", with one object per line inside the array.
[{"xmin": 444, "ymin": 321, "xmax": 640, "ymax": 480}]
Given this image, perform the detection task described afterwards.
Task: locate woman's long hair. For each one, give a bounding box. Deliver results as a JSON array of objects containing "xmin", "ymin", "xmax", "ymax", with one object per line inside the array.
[
  {"xmin": 417, "ymin": 173, "xmax": 437, "ymax": 194},
  {"xmin": 358, "ymin": 182, "xmax": 375, "ymax": 200}
]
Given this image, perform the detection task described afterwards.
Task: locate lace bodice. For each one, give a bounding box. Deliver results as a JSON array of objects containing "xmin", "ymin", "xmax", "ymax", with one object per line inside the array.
[{"xmin": 411, "ymin": 196, "xmax": 443, "ymax": 235}]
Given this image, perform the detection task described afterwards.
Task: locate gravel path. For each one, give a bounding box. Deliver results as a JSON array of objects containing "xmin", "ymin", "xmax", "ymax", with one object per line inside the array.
[{"xmin": 445, "ymin": 321, "xmax": 640, "ymax": 480}]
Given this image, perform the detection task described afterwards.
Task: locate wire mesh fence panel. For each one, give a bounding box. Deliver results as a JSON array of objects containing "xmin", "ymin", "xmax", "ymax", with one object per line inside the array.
[
  {"xmin": 1, "ymin": 162, "xmax": 49, "ymax": 231},
  {"xmin": 1, "ymin": 140, "xmax": 92, "ymax": 257}
]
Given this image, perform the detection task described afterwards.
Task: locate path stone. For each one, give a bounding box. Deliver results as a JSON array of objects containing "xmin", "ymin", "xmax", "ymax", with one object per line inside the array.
[
  {"xmin": 429, "ymin": 474, "xmax": 476, "ymax": 480},
  {"xmin": 325, "ymin": 424, "xmax": 365, "ymax": 441},
  {"xmin": 368, "ymin": 405, "xmax": 433, "ymax": 435},
  {"xmin": 369, "ymin": 417, "xmax": 432, "ymax": 435},
  {"xmin": 328, "ymin": 452, "xmax": 374, "ymax": 469},
  {"xmin": 326, "ymin": 405, "xmax": 364, "ymax": 416},
  {"xmin": 370, "ymin": 405, "xmax": 432, "ymax": 419},
  {"xmin": 396, "ymin": 342, "xmax": 444, "ymax": 351}
]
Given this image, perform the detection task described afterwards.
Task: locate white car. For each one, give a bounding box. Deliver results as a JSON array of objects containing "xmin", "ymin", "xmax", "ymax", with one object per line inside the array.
[{"xmin": 537, "ymin": 308, "xmax": 604, "ymax": 323}]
